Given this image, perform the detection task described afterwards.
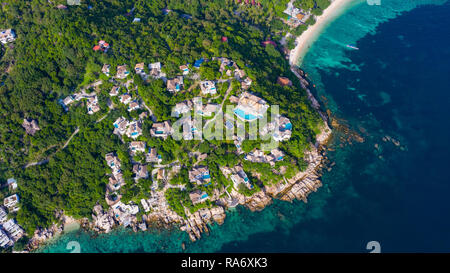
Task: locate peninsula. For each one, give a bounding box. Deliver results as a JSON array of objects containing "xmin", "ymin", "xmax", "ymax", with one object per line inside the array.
[{"xmin": 0, "ymin": 0, "xmax": 341, "ymax": 252}]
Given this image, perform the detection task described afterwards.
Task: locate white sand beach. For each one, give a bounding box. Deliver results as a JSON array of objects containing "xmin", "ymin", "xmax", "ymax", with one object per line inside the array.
[
  {"xmin": 289, "ymin": 0, "xmax": 362, "ymax": 66},
  {"xmin": 63, "ymin": 215, "xmax": 81, "ymax": 232}
]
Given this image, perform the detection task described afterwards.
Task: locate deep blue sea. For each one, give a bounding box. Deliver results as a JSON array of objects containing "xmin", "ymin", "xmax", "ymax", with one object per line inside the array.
[{"xmin": 40, "ymin": 0, "xmax": 450, "ymax": 252}]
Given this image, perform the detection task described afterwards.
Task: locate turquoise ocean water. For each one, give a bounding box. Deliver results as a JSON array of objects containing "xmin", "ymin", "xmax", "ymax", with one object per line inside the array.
[{"xmin": 40, "ymin": 0, "xmax": 450, "ymax": 252}]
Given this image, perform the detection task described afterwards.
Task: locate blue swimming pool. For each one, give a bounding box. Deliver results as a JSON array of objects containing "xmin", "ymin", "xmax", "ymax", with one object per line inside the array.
[
  {"xmin": 194, "ymin": 58, "xmax": 204, "ymax": 68},
  {"xmin": 284, "ymin": 123, "xmax": 292, "ymax": 130},
  {"xmin": 234, "ymin": 108, "xmax": 257, "ymax": 121}
]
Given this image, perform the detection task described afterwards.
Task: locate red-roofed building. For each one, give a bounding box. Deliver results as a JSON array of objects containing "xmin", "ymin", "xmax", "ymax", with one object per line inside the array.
[
  {"xmin": 262, "ymin": 40, "xmax": 277, "ymax": 47},
  {"xmin": 93, "ymin": 40, "xmax": 110, "ymax": 52}
]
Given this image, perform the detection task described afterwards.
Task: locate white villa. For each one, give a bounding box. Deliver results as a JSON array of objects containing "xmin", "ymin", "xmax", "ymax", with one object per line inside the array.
[
  {"xmin": 167, "ymin": 76, "xmax": 184, "ymax": 93},
  {"xmin": 2, "ymin": 219, "xmax": 24, "ymax": 241},
  {"xmin": 87, "ymin": 96, "xmax": 100, "ymax": 115},
  {"xmin": 102, "ymin": 64, "xmax": 111, "ymax": 77},
  {"xmin": 200, "ymin": 81, "xmax": 217, "ymax": 95},
  {"xmin": 105, "ymin": 153, "xmax": 121, "ymax": 174},
  {"xmin": 113, "ymin": 116, "xmax": 129, "ymax": 135},
  {"xmin": 133, "ymin": 164, "xmax": 148, "ymax": 179},
  {"xmin": 233, "ymin": 92, "xmax": 269, "ymax": 122},
  {"xmin": 189, "ymin": 190, "xmax": 209, "ymax": 205},
  {"xmin": 0, "ymin": 229, "xmax": 12, "ymax": 248},
  {"xmin": 126, "ymin": 120, "xmax": 143, "ymax": 139},
  {"xmin": 127, "ymin": 100, "xmax": 140, "ymax": 112},
  {"xmin": 109, "ymin": 85, "xmax": 120, "ymax": 96},
  {"xmin": 0, "ymin": 207, "xmax": 8, "ymax": 223},
  {"xmin": 244, "ymin": 148, "xmax": 285, "ymax": 167},
  {"xmin": 0, "ymin": 29, "xmax": 15, "ymax": 44},
  {"xmin": 140, "ymin": 199, "xmax": 150, "ymax": 213},
  {"xmin": 173, "ymin": 100, "xmax": 193, "ymax": 117},
  {"xmin": 221, "ymin": 165, "xmax": 252, "ymax": 190},
  {"xmin": 149, "ymin": 62, "xmax": 166, "ymax": 78},
  {"xmin": 283, "ymin": 1, "xmax": 309, "ymax": 27},
  {"xmin": 241, "ymin": 77, "xmax": 252, "ymax": 90},
  {"xmin": 179, "ymin": 64, "xmax": 189, "ymax": 75},
  {"xmin": 176, "ymin": 116, "xmax": 200, "ymax": 140},
  {"xmin": 197, "ymin": 103, "xmax": 219, "ymax": 117},
  {"xmin": 111, "ymin": 201, "xmax": 139, "ymax": 227},
  {"xmin": 3, "ymin": 194, "xmax": 19, "ymax": 213},
  {"xmin": 260, "ymin": 115, "xmax": 293, "ymax": 142},
  {"xmin": 189, "ymin": 166, "xmax": 211, "ymax": 185},
  {"xmin": 129, "ymin": 141, "xmax": 146, "ymax": 155},
  {"xmin": 150, "ymin": 121, "xmax": 172, "ymax": 138},
  {"xmin": 119, "ymin": 93, "xmax": 132, "ymax": 105},
  {"xmin": 146, "ymin": 148, "xmax": 162, "ymax": 163},
  {"xmin": 116, "ymin": 65, "xmax": 130, "ymax": 79}
]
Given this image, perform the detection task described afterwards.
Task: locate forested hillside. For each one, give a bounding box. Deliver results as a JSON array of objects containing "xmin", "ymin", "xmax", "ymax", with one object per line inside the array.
[{"xmin": 0, "ymin": 0, "xmax": 322, "ymax": 234}]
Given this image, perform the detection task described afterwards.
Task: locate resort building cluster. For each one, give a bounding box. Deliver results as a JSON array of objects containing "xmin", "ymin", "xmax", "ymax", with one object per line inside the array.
[
  {"xmin": 51, "ymin": 47, "xmax": 297, "ymax": 235},
  {"xmin": 283, "ymin": 0, "xmax": 310, "ymax": 28},
  {"xmin": 114, "ymin": 57, "xmax": 291, "ymax": 208},
  {"xmin": 113, "ymin": 117, "xmax": 143, "ymax": 139},
  {"xmin": 172, "ymin": 99, "xmax": 219, "ymax": 118},
  {"xmin": 59, "ymin": 80, "xmax": 103, "ymax": 114},
  {"xmin": 105, "ymin": 152, "xmax": 125, "ymax": 203}
]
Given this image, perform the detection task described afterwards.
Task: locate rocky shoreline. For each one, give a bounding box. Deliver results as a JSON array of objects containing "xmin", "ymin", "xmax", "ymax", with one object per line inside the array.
[{"xmin": 85, "ymin": 123, "xmax": 330, "ymax": 243}]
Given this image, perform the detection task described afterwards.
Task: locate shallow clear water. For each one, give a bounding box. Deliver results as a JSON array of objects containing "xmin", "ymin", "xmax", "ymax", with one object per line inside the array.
[{"xmin": 40, "ymin": 0, "xmax": 450, "ymax": 253}]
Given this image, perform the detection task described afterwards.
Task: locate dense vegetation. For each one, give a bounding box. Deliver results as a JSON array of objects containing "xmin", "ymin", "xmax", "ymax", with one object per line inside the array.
[{"xmin": 0, "ymin": 0, "xmax": 322, "ymax": 234}]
